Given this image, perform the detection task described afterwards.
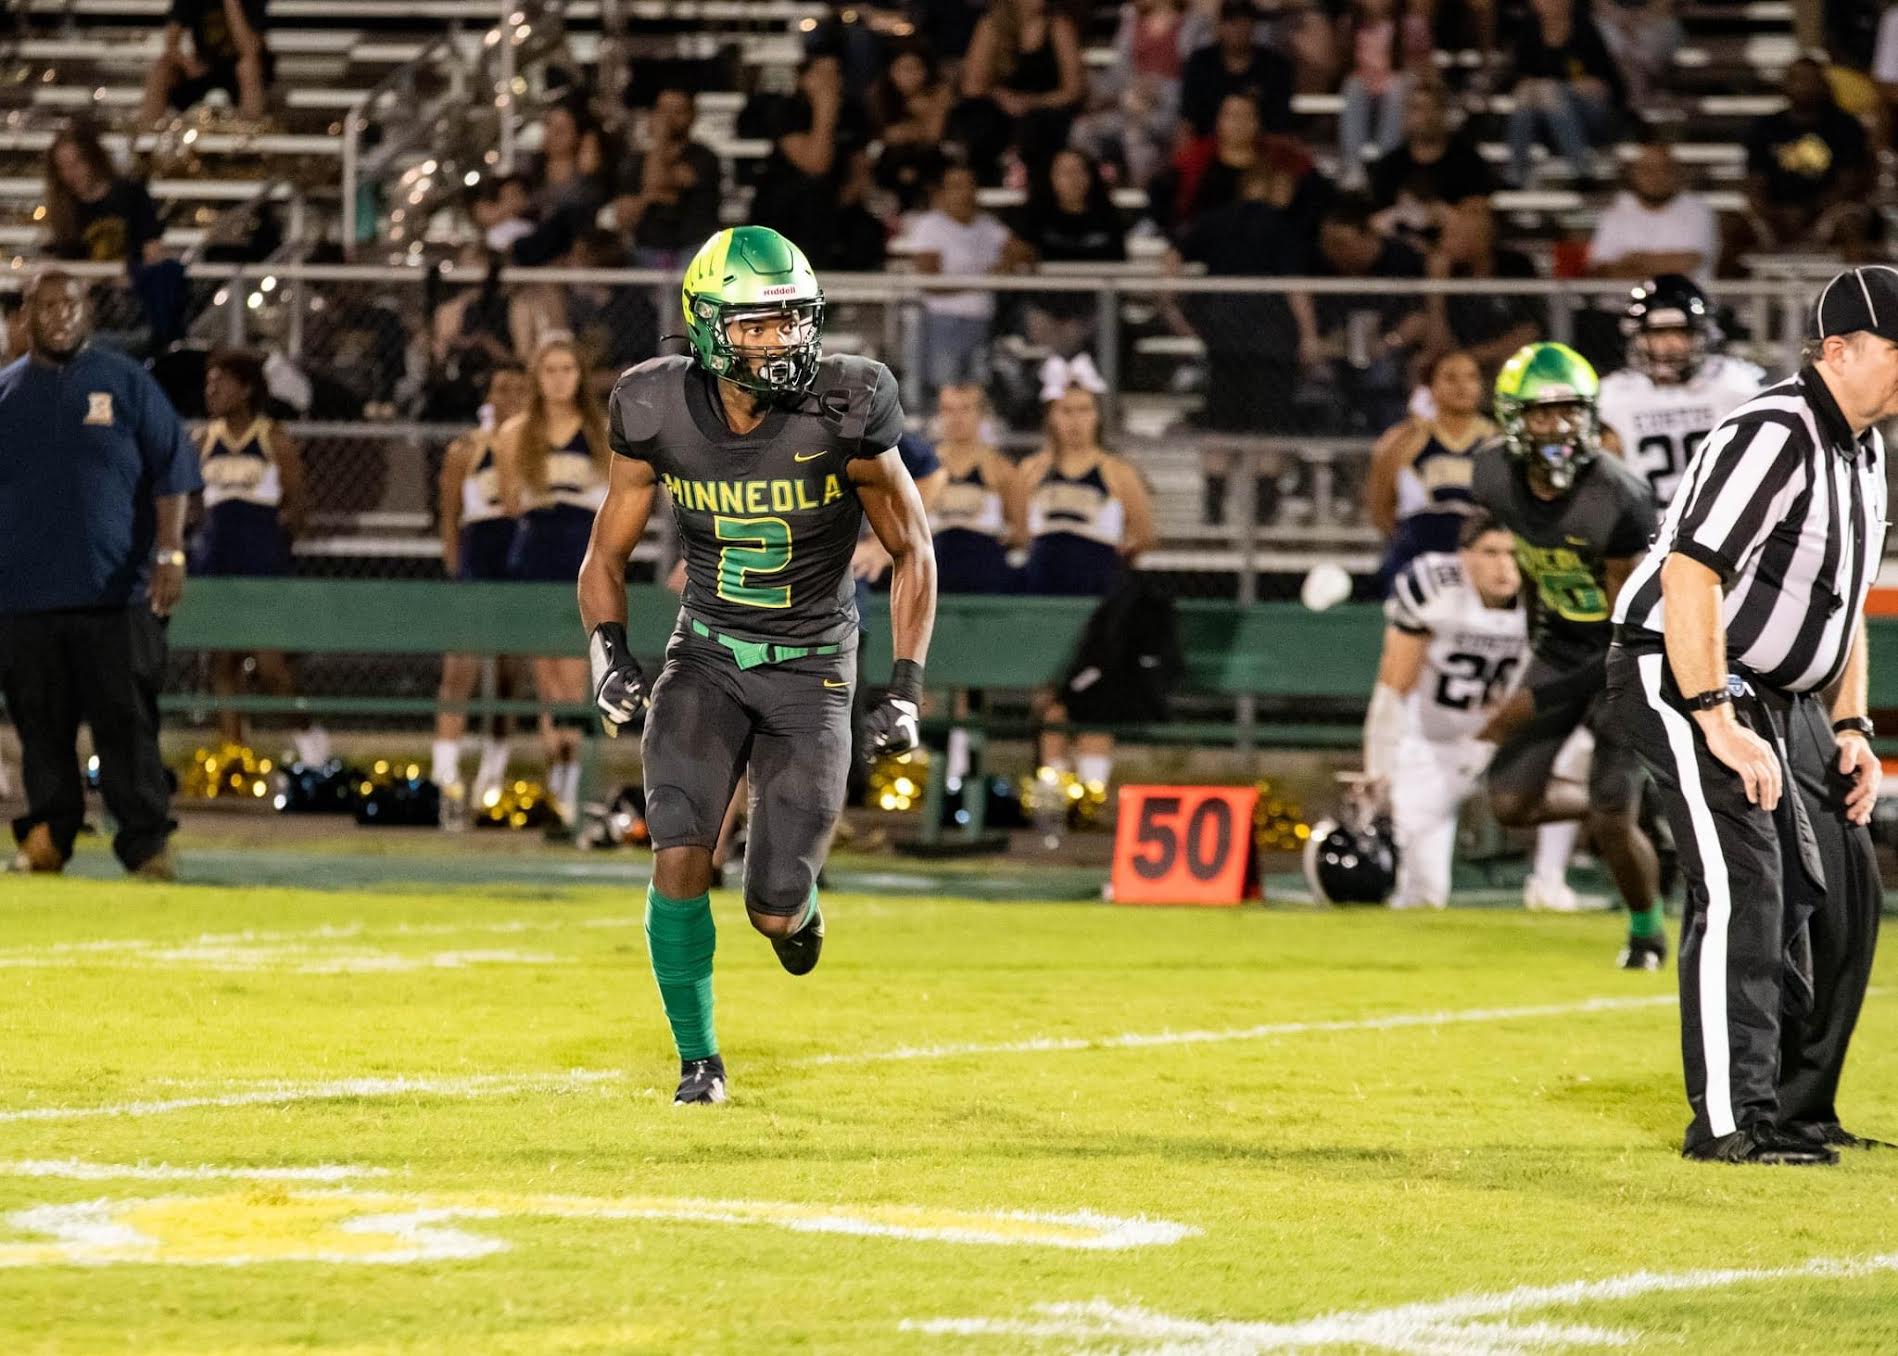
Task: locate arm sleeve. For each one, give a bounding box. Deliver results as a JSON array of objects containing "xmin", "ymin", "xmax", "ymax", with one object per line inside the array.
[
  {"xmin": 859, "ymin": 363, "xmax": 906, "ymax": 456},
  {"xmin": 1668, "ymin": 418, "xmax": 1808, "ymax": 585},
  {"xmin": 1383, "ymin": 560, "xmax": 1432, "ymax": 635},
  {"xmin": 1605, "ymin": 476, "xmax": 1658, "ymax": 557},
  {"xmin": 896, "ymin": 430, "xmax": 940, "ymax": 480},
  {"xmin": 136, "ymin": 368, "xmax": 201, "ymax": 495},
  {"xmin": 607, "ymin": 371, "xmax": 657, "ymax": 461}
]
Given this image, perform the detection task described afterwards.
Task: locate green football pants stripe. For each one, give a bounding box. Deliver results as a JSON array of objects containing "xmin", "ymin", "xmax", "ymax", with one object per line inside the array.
[{"xmin": 646, "ymin": 885, "xmax": 717, "ymax": 1061}]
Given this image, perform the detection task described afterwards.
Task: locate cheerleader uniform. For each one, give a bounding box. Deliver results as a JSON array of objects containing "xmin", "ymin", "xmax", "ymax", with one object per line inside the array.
[
  {"xmin": 457, "ymin": 434, "xmax": 516, "ymax": 580},
  {"xmin": 1379, "ymin": 425, "xmax": 1477, "ymax": 591},
  {"xmin": 1022, "ymin": 458, "xmax": 1125, "ymax": 597},
  {"xmin": 193, "ymin": 418, "xmax": 290, "ymax": 576},
  {"xmin": 931, "ymin": 461, "xmax": 1015, "ymax": 594},
  {"xmin": 508, "ymin": 428, "xmax": 606, "ymax": 581}
]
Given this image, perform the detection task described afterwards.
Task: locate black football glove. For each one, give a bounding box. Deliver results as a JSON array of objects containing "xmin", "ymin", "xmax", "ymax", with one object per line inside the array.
[
  {"xmin": 588, "ymin": 622, "xmax": 648, "ymax": 737},
  {"xmin": 863, "ymin": 658, "xmax": 924, "ymax": 758}
]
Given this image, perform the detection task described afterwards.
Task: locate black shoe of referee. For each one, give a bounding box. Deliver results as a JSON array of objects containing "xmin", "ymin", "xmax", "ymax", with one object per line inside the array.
[
  {"xmin": 1617, "ymin": 932, "xmax": 1667, "ymax": 971},
  {"xmin": 1685, "ymin": 1128, "xmax": 1838, "ymax": 1166},
  {"xmin": 1784, "ymin": 1123, "xmax": 1897, "ymax": 1151}
]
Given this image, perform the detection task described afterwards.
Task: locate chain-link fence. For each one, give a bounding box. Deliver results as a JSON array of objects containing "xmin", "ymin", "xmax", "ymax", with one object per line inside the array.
[{"xmin": 35, "ymin": 260, "xmax": 1841, "ymax": 722}]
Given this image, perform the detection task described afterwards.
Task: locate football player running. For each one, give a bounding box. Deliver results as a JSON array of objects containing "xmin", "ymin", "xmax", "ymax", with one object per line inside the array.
[
  {"xmin": 1472, "ymin": 343, "xmax": 1669, "ymax": 969},
  {"xmin": 1600, "ymin": 275, "xmax": 1765, "ymax": 510},
  {"xmin": 1365, "ymin": 510, "xmax": 1529, "ymax": 909},
  {"xmin": 578, "ymin": 227, "xmax": 937, "ymax": 1105}
]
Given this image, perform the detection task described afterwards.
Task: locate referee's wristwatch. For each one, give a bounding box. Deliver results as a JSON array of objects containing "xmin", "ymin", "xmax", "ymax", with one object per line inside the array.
[
  {"xmin": 153, "ymin": 549, "xmax": 186, "ymax": 568},
  {"xmin": 1833, "ymin": 715, "xmax": 1875, "ymax": 740}
]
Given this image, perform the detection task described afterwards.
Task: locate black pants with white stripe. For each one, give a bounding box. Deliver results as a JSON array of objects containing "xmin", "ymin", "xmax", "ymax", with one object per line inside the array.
[{"xmin": 1606, "ymin": 643, "xmax": 1881, "ymax": 1152}]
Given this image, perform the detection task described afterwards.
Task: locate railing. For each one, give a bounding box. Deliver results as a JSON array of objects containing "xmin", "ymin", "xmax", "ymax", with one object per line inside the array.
[{"xmin": 41, "ymin": 261, "xmax": 1842, "ymax": 600}]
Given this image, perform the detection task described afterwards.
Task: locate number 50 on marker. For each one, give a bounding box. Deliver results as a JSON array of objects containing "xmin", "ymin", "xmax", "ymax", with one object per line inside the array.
[{"xmin": 1110, "ymin": 786, "xmax": 1258, "ymax": 906}]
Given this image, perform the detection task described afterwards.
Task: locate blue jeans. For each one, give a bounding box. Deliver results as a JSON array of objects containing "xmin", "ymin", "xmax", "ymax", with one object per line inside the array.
[
  {"xmin": 1339, "ymin": 74, "xmax": 1409, "ymax": 181},
  {"xmin": 1506, "ymin": 81, "xmax": 1613, "ymax": 184},
  {"xmin": 917, "ymin": 311, "xmax": 991, "ymax": 397}
]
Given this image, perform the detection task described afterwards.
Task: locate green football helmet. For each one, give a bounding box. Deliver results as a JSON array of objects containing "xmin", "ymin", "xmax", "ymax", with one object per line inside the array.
[
  {"xmin": 681, "ymin": 226, "xmax": 825, "ymax": 398},
  {"xmin": 1493, "ymin": 341, "xmax": 1601, "ymax": 493}
]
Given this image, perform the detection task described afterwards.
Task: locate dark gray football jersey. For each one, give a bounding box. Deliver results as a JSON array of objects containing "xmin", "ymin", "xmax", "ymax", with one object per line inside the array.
[
  {"xmin": 608, "ymin": 353, "xmax": 905, "ymax": 644},
  {"xmin": 1470, "ymin": 441, "xmax": 1656, "ymax": 668}
]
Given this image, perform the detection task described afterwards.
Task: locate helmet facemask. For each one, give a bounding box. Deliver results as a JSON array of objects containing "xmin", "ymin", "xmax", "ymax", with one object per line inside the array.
[
  {"xmin": 690, "ymin": 298, "xmax": 825, "ymax": 399},
  {"xmin": 1503, "ymin": 397, "xmax": 1598, "ymax": 494},
  {"xmin": 1629, "ymin": 318, "xmax": 1706, "ymax": 384}
]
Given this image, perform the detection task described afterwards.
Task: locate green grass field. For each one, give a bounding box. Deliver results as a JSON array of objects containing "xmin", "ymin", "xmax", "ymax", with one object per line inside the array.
[{"xmin": 4, "ymin": 858, "xmax": 1898, "ymax": 1355}]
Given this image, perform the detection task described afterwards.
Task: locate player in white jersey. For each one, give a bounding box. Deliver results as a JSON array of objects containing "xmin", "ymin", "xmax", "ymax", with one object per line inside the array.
[
  {"xmin": 1363, "ymin": 511, "xmax": 1529, "ymax": 909},
  {"xmin": 1600, "ymin": 275, "xmax": 1766, "ymax": 510}
]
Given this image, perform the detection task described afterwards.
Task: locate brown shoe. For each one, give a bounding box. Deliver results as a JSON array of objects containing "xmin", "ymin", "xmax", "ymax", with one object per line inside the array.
[
  {"xmin": 8, "ymin": 824, "xmax": 65, "ymax": 874},
  {"xmin": 130, "ymin": 848, "xmax": 177, "ymax": 881}
]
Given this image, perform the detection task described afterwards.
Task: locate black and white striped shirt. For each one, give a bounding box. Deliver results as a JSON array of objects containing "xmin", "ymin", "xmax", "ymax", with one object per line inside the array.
[{"xmin": 1613, "ymin": 368, "xmax": 1888, "ymax": 694}]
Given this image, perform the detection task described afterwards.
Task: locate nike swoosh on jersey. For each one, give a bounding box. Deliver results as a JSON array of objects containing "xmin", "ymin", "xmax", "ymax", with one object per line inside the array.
[
  {"xmin": 794, "ymin": 450, "xmax": 829, "ymax": 462},
  {"xmin": 823, "ymin": 678, "xmax": 848, "ymax": 688}
]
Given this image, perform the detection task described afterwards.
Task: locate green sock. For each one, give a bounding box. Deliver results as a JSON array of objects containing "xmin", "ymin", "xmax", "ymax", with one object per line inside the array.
[
  {"xmin": 645, "ymin": 885, "xmax": 717, "ymax": 1061},
  {"xmin": 1628, "ymin": 904, "xmax": 1665, "ymax": 939},
  {"xmin": 794, "ymin": 888, "xmax": 821, "ymax": 933}
]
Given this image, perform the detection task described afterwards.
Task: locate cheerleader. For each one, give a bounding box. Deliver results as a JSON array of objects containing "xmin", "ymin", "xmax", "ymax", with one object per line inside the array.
[
  {"xmin": 929, "ymin": 382, "xmax": 1024, "ymax": 594},
  {"xmin": 496, "ymin": 337, "xmax": 611, "ymax": 826},
  {"xmin": 193, "ymin": 348, "xmax": 326, "ymax": 765},
  {"xmin": 1018, "ymin": 354, "xmax": 1154, "ymax": 792},
  {"xmin": 433, "ymin": 361, "xmax": 529, "ymax": 806}
]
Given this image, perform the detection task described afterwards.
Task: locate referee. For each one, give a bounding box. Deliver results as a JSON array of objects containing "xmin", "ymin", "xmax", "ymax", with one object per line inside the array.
[
  {"xmin": 1607, "ymin": 265, "xmax": 1898, "ymax": 1166},
  {"xmin": 0, "ymin": 270, "xmax": 201, "ymax": 878}
]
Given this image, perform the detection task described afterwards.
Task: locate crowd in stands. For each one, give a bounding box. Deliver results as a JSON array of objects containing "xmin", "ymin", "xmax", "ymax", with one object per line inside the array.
[{"xmin": 20, "ymin": 2, "xmax": 1898, "ymax": 541}]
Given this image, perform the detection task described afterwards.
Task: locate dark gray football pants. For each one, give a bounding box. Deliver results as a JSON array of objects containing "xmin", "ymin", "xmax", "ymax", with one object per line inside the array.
[
  {"xmin": 640, "ymin": 621, "xmax": 856, "ymax": 916},
  {"xmin": 1606, "ymin": 643, "xmax": 1881, "ymax": 1154}
]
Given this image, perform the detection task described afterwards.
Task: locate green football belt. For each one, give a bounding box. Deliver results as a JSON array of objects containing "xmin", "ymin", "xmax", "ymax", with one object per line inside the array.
[{"xmin": 689, "ymin": 617, "xmax": 842, "ymax": 671}]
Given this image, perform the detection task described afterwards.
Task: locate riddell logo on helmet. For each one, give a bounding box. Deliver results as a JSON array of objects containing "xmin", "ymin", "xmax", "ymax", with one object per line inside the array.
[{"xmin": 760, "ymin": 285, "xmax": 800, "ymax": 297}]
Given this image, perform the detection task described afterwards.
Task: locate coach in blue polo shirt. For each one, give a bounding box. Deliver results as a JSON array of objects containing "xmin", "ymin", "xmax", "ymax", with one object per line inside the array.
[{"xmin": 0, "ymin": 270, "xmax": 200, "ymax": 878}]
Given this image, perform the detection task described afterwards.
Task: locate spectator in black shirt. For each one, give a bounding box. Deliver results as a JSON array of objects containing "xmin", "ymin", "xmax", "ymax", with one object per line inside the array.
[
  {"xmin": 1317, "ymin": 195, "xmax": 1428, "ymax": 430},
  {"xmin": 43, "ymin": 120, "xmax": 163, "ymax": 265},
  {"xmin": 954, "ymin": 0, "xmax": 1087, "ymax": 180},
  {"xmin": 1502, "ymin": 0, "xmax": 1624, "ymax": 187},
  {"xmin": 564, "ymin": 230, "xmax": 659, "ymax": 397},
  {"xmin": 1727, "ymin": 56, "xmax": 1876, "ymax": 266},
  {"xmin": 527, "ymin": 100, "xmax": 610, "ymax": 235},
  {"xmin": 1367, "ymin": 81, "xmax": 1494, "ymax": 251},
  {"xmin": 614, "ymin": 87, "xmax": 722, "ymax": 271},
  {"xmin": 1180, "ymin": 0, "xmax": 1296, "ymax": 137},
  {"xmin": 1004, "ymin": 147, "xmax": 1128, "ymax": 353},
  {"xmin": 868, "ymin": 42, "xmax": 953, "ymax": 210},
  {"xmin": 140, "ymin": 0, "xmax": 272, "ymax": 123},
  {"xmin": 744, "ymin": 56, "xmax": 869, "ymax": 256},
  {"xmin": 1424, "ymin": 199, "xmax": 1543, "ymax": 377}
]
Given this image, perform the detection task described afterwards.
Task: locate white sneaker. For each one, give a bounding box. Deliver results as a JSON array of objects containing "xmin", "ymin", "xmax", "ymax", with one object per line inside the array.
[{"xmin": 1524, "ymin": 876, "xmax": 1613, "ymax": 913}]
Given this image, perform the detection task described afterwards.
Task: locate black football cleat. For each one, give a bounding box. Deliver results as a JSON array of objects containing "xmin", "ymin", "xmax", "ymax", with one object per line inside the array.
[
  {"xmin": 673, "ymin": 1055, "xmax": 728, "ymax": 1106},
  {"xmin": 771, "ymin": 898, "xmax": 825, "ymax": 977},
  {"xmin": 1618, "ymin": 933, "xmax": 1667, "ymax": 971},
  {"xmin": 1685, "ymin": 1128, "xmax": 1838, "ymax": 1166},
  {"xmin": 1789, "ymin": 1124, "xmax": 1896, "ymax": 1151}
]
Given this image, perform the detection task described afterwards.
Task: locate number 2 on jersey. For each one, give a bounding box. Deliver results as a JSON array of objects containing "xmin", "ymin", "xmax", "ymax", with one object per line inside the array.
[
  {"xmin": 1633, "ymin": 429, "xmax": 1708, "ymax": 504},
  {"xmin": 714, "ymin": 515, "xmax": 793, "ymax": 608},
  {"xmin": 1434, "ymin": 652, "xmax": 1520, "ymax": 710}
]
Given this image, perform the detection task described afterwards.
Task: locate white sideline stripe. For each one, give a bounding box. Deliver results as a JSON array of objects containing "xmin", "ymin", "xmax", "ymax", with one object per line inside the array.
[
  {"xmin": 0, "ymin": 1070, "xmax": 622, "ymax": 1124},
  {"xmin": 0, "ymin": 1190, "xmax": 1192, "ymax": 1268},
  {"xmin": 906, "ymin": 1250, "xmax": 1898, "ymax": 1354},
  {"xmin": 0, "ymin": 1160, "xmax": 386, "ymax": 1182},
  {"xmin": 1639, "ymin": 652, "xmax": 1736, "ymax": 1138},
  {"xmin": 802, "ymin": 994, "xmax": 1678, "ymax": 1066},
  {"xmin": 0, "ymin": 916, "xmax": 637, "ymax": 960}
]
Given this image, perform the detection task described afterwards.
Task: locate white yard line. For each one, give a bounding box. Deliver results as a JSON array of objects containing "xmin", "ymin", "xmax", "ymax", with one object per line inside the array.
[
  {"xmin": 906, "ymin": 1250, "xmax": 1898, "ymax": 1354},
  {"xmin": 803, "ymin": 994, "xmax": 1679, "ymax": 1066},
  {"xmin": 0, "ymin": 1189, "xmax": 1196, "ymax": 1267},
  {"xmin": 0, "ymin": 1160, "xmax": 386, "ymax": 1182},
  {"xmin": 0, "ymin": 1070, "xmax": 623, "ymax": 1124}
]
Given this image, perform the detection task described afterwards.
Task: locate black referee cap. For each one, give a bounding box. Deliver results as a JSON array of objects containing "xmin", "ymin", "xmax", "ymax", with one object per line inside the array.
[{"xmin": 1815, "ymin": 265, "xmax": 1898, "ymax": 343}]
